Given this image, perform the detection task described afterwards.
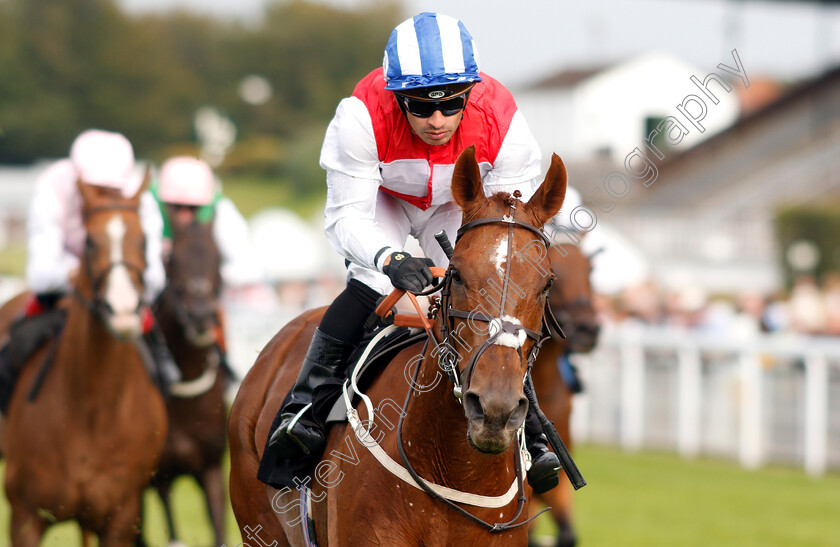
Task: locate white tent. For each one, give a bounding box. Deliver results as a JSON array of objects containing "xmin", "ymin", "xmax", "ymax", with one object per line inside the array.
[
  {"xmin": 581, "ymin": 222, "xmax": 650, "ymax": 296},
  {"xmin": 249, "ymin": 208, "xmax": 330, "ymax": 283}
]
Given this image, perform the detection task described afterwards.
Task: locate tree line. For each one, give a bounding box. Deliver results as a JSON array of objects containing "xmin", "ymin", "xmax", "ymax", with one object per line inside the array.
[{"xmin": 0, "ymin": 0, "xmax": 402, "ymax": 183}]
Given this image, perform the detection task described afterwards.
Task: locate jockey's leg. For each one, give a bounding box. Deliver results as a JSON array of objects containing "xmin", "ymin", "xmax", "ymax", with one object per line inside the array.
[
  {"xmin": 0, "ymin": 345, "xmax": 14, "ymax": 414},
  {"xmin": 140, "ymin": 309, "xmax": 181, "ymax": 392},
  {"xmin": 214, "ymin": 306, "xmax": 238, "ymax": 384},
  {"xmin": 524, "ymin": 404, "xmax": 561, "ymax": 494},
  {"xmin": 268, "ymin": 278, "xmax": 380, "ymax": 458},
  {"xmin": 0, "ymin": 292, "xmax": 64, "ymax": 414}
]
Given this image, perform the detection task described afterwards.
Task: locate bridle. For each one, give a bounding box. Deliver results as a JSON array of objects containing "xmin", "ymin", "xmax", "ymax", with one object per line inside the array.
[
  {"xmin": 160, "ymin": 281, "xmax": 220, "ymax": 347},
  {"xmin": 435, "ymin": 191, "xmax": 562, "ymax": 399},
  {"xmin": 394, "ymin": 190, "xmax": 560, "ymax": 533},
  {"xmin": 160, "ymin": 232, "xmax": 222, "ymax": 348},
  {"xmin": 548, "ymin": 242, "xmax": 598, "ymax": 342},
  {"xmin": 76, "ymin": 203, "xmax": 146, "ymax": 321}
]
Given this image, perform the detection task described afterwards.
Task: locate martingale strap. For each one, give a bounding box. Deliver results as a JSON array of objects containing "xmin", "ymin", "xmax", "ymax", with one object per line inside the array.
[
  {"xmin": 344, "ymin": 407, "xmax": 524, "ymax": 508},
  {"xmin": 341, "ymin": 327, "xmax": 526, "ymax": 508}
]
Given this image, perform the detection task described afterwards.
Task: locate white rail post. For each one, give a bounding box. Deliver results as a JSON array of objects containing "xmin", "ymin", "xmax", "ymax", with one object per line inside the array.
[
  {"xmin": 739, "ymin": 351, "xmax": 763, "ymax": 469},
  {"xmin": 620, "ymin": 342, "xmax": 645, "ymax": 451},
  {"xmin": 804, "ymin": 353, "xmax": 828, "ymax": 477},
  {"xmin": 570, "ymin": 353, "xmax": 591, "ymax": 444},
  {"xmin": 677, "ymin": 345, "xmax": 702, "ymax": 458}
]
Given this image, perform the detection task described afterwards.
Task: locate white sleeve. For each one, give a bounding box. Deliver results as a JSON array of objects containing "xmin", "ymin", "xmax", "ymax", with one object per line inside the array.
[
  {"xmin": 25, "ymin": 162, "xmax": 79, "ymax": 294},
  {"xmin": 483, "ymin": 110, "xmax": 543, "ymax": 201},
  {"xmin": 139, "ymin": 191, "xmax": 166, "ymax": 303},
  {"xmin": 320, "ymin": 97, "xmax": 400, "ymax": 271},
  {"xmin": 213, "ymin": 197, "xmax": 264, "ymax": 287}
]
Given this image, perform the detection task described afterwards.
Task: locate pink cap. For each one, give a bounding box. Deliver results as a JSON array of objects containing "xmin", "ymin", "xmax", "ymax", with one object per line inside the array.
[
  {"xmin": 158, "ymin": 156, "xmax": 216, "ymax": 206},
  {"xmin": 70, "ymin": 129, "xmax": 139, "ymax": 190}
]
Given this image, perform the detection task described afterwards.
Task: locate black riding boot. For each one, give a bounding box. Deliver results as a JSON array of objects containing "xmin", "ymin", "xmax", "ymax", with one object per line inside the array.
[
  {"xmin": 0, "ymin": 344, "xmax": 16, "ymax": 415},
  {"xmin": 268, "ymin": 328, "xmax": 355, "ymax": 459},
  {"xmin": 524, "ymin": 404, "xmax": 561, "ymax": 494},
  {"xmin": 141, "ymin": 324, "xmax": 181, "ymax": 392},
  {"xmin": 0, "ymin": 305, "xmax": 66, "ymax": 414}
]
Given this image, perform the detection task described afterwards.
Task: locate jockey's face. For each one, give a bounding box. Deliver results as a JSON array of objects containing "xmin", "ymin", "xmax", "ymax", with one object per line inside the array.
[
  {"xmin": 166, "ymin": 203, "xmax": 199, "ymax": 226},
  {"xmin": 405, "ymin": 108, "xmax": 463, "ymax": 145}
]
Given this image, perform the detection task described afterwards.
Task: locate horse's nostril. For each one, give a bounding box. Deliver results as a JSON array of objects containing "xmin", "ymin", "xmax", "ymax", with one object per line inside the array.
[
  {"xmin": 506, "ymin": 397, "xmax": 529, "ymax": 430},
  {"xmin": 463, "ymin": 392, "xmax": 484, "ymax": 425},
  {"xmin": 578, "ymin": 322, "xmax": 600, "ymax": 337}
]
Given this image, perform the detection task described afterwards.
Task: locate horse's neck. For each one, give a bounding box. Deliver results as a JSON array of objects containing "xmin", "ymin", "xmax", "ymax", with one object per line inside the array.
[
  {"xmin": 395, "ymin": 339, "xmax": 517, "ymax": 490},
  {"xmin": 61, "ymin": 299, "xmax": 139, "ymax": 404},
  {"xmin": 156, "ymin": 296, "xmax": 205, "ymax": 378}
]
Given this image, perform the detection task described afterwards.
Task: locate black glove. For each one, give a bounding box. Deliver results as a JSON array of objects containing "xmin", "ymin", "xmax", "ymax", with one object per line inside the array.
[{"xmin": 383, "ymin": 252, "xmax": 435, "ymax": 294}]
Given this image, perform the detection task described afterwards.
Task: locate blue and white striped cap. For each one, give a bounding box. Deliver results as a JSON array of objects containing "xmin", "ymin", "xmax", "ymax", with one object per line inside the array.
[{"xmin": 383, "ymin": 12, "xmax": 482, "ymax": 91}]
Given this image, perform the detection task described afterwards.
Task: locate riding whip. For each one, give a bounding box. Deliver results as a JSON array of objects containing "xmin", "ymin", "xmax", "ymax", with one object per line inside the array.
[{"xmin": 524, "ymin": 375, "xmax": 587, "ymax": 490}]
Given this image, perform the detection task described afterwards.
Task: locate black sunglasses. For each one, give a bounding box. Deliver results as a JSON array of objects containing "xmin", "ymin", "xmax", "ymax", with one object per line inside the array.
[
  {"xmin": 397, "ymin": 91, "xmax": 470, "ymax": 118},
  {"xmin": 167, "ymin": 203, "xmax": 200, "ymax": 213}
]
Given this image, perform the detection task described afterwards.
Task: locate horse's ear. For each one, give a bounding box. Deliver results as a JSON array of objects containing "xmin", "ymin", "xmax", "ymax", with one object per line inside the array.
[
  {"xmin": 128, "ymin": 166, "xmax": 151, "ymax": 205},
  {"xmin": 451, "ymin": 145, "xmax": 484, "ymax": 210},
  {"xmin": 76, "ymin": 178, "xmax": 99, "ymax": 208},
  {"xmin": 527, "ymin": 153, "xmax": 567, "ymax": 226}
]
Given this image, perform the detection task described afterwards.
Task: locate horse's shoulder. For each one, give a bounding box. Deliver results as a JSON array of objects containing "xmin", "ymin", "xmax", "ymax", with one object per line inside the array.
[{"xmin": 0, "ymin": 291, "xmax": 31, "ymax": 335}]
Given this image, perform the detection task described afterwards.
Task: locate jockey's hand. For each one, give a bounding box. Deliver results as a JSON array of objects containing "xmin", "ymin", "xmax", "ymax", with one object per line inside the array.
[{"xmin": 383, "ymin": 252, "xmax": 435, "ymax": 294}]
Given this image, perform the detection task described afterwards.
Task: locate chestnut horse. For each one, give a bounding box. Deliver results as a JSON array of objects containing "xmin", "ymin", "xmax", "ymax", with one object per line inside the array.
[
  {"xmin": 0, "ymin": 292, "xmax": 32, "ymax": 456},
  {"xmin": 229, "ymin": 147, "xmax": 568, "ymax": 546},
  {"xmin": 149, "ymin": 217, "xmax": 227, "ymax": 546},
  {"xmin": 530, "ymin": 241, "xmax": 599, "ymax": 547},
  {"xmin": 2, "ymin": 178, "xmax": 168, "ymax": 546}
]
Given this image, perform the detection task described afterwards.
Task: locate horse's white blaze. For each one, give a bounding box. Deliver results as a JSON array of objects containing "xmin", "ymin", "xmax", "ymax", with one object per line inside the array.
[
  {"xmin": 104, "ymin": 215, "xmax": 140, "ymax": 320},
  {"xmin": 488, "ymin": 315, "xmax": 527, "ymax": 349},
  {"xmin": 493, "ymin": 237, "xmax": 508, "ymax": 271}
]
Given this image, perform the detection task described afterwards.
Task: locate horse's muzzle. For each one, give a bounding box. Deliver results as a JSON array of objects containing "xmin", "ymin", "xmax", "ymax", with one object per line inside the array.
[
  {"xmin": 106, "ymin": 311, "xmax": 142, "ymax": 341},
  {"xmin": 463, "ymin": 391, "xmax": 528, "ymax": 454},
  {"xmin": 570, "ymin": 321, "xmax": 600, "ymax": 353}
]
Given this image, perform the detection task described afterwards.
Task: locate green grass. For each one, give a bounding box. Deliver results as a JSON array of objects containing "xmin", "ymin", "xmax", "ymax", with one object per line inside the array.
[
  {"xmin": 0, "ymin": 244, "xmax": 25, "ymax": 277},
  {"xmin": 534, "ymin": 445, "xmax": 840, "ymax": 547},
  {"xmin": 1, "ymin": 445, "xmax": 839, "ymax": 546},
  {"xmin": 0, "ymin": 456, "xmax": 243, "ymax": 547}
]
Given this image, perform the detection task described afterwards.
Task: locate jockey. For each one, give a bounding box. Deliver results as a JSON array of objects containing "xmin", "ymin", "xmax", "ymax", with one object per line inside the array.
[
  {"xmin": 152, "ymin": 156, "xmax": 263, "ymax": 379},
  {"xmin": 0, "ymin": 129, "xmax": 177, "ymax": 413},
  {"xmin": 153, "ymin": 156, "xmax": 263, "ymax": 289},
  {"xmin": 262, "ymin": 12, "xmax": 561, "ymax": 493}
]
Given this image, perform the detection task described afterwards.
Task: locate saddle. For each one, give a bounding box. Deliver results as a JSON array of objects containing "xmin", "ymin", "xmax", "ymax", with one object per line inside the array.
[
  {"xmin": 0, "ymin": 308, "xmax": 66, "ymax": 413},
  {"xmin": 321, "ymin": 325, "xmax": 427, "ymax": 425}
]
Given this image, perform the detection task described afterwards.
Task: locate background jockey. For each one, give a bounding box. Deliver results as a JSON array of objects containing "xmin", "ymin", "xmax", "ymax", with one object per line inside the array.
[
  {"xmin": 0, "ymin": 129, "xmax": 178, "ymax": 413},
  {"xmin": 152, "ymin": 155, "xmax": 264, "ymax": 379},
  {"xmin": 154, "ymin": 156, "xmax": 263, "ymax": 290},
  {"xmin": 260, "ymin": 12, "xmax": 562, "ymax": 494}
]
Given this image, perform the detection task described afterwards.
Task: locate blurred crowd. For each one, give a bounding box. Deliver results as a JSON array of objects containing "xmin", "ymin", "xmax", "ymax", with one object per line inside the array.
[{"xmin": 595, "ymin": 272, "xmax": 840, "ymax": 338}]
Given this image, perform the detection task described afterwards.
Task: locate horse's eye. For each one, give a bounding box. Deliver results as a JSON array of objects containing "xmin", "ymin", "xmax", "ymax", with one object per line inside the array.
[
  {"xmin": 543, "ymin": 277, "xmax": 555, "ymax": 294},
  {"xmin": 451, "ymin": 269, "xmax": 463, "ymax": 285}
]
